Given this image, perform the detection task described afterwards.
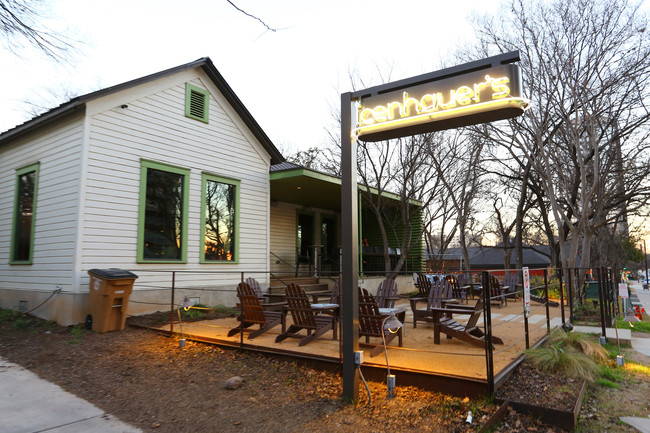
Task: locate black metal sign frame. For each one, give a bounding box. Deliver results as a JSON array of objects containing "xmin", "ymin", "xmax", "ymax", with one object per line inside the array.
[{"xmin": 340, "ymin": 51, "xmax": 525, "ymax": 401}]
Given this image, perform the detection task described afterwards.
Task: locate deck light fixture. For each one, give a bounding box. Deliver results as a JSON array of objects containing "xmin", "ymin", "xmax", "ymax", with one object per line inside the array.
[
  {"xmin": 615, "ymin": 309, "xmax": 640, "ymax": 366},
  {"xmin": 381, "ymin": 312, "xmax": 403, "ymax": 398},
  {"xmin": 178, "ymin": 296, "xmax": 194, "ymax": 348}
]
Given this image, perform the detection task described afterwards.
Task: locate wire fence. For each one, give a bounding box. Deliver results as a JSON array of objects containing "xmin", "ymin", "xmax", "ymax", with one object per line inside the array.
[{"xmin": 115, "ymin": 265, "xmax": 618, "ymax": 396}]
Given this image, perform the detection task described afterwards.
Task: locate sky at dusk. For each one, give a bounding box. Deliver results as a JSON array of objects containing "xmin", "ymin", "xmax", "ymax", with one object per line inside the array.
[{"xmin": 0, "ymin": 0, "xmax": 504, "ymax": 152}]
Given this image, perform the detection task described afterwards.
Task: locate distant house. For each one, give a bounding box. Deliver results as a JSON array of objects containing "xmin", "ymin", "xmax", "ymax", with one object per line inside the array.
[
  {"xmin": 1, "ymin": 58, "xmax": 424, "ymax": 325},
  {"xmin": 428, "ymin": 246, "xmax": 551, "ymax": 274}
]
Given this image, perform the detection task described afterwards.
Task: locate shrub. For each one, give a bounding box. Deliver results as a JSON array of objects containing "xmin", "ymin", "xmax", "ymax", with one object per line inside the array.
[
  {"xmin": 526, "ymin": 343, "xmax": 599, "ymax": 380},
  {"xmin": 525, "ymin": 330, "xmax": 606, "ymax": 380},
  {"xmin": 546, "ymin": 329, "xmax": 608, "ymax": 360}
]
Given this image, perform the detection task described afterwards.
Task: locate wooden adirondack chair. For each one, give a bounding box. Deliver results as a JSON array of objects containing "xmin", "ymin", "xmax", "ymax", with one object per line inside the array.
[
  {"xmin": 375, "ymin": 278, "xmax": 398, "ymax": 308},
  {"xmin": 311, "ymin": 280, "xmax": 340, "ymax": 317},
  {"xmin": 275, "ymin": 283, "xmax": 336, "ymax": 346},
  {"xmin": 409, "ymin": 279, "xmax": 455, "ymax": 328},
  {"xmin": 445, "ymin": 275, "xmax": 467, "ymax": 304},
  {"xmin": 503, "ymin": 272, "xmax": 520, "ymax": 300},
  {"xmin": 487, "ymin": 275, "xmax": 507, "ymax": 308},
  {"xmin": 413, "ymin": 273, "xmax": 430, "ymax": 297},
  {"xmin": 358, "ymin": 287, "xmax": 403, "ymax": 357},
  {"xmin": 244, "ymin": 276, "xmax": 285, "ymax": 311},
  {"xmin": 457, "ymin": 272, "xmax": 476, "ymax": 299},
  {"xmin": 227, "ymin": 282, "xmax": 284, "ymax": 339},
  {"xmin": 430, "ymin": 300, "xmax": 504, "ymax": 349}
]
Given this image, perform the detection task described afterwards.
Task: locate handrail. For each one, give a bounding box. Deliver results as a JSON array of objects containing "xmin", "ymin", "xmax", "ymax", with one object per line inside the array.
[{"xmin": 270, "ymin": 250, "xmax": 299, "ymax": 275}]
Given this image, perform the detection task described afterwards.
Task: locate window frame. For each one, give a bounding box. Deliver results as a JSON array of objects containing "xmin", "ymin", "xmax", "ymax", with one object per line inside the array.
[
  {"xmin": 200, "ymin": 172, "xmax": 240, "ymax": 264},
  {"xmin": 137, "ymin": 160, "xmax": 190, "ymax": 264},
  {"xmin": 9, "ymin": 162, "xmax": 40, "ymax": 265},
  {"xmin": 184, "ymin": 83, "xmax": 209, "ymax": 123}
]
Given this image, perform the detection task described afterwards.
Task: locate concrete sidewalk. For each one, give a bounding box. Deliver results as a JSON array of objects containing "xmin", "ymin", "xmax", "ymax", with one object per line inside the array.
[
  {"xmin": 0, "ymin": 357, "xmax": 141, "ymax": 433},
  {"xmin": 619, "ymin": 283, "xmax": 650, "ymax": 433}
]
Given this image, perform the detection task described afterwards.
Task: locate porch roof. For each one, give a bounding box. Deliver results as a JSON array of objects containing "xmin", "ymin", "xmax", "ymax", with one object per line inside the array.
[
  {"xmin": 270, "ymin": 162, "xmax": 422, "ymax": 211},
  {"xmin": 270, "ymin": 162, "xmax": 342, "ymax": 211}
]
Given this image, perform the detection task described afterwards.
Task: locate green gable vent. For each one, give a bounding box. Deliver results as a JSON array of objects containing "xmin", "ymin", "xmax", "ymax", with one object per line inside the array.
[{"xmin": 185, "ymin": 83, "xmax": 209, "ymax": 123}]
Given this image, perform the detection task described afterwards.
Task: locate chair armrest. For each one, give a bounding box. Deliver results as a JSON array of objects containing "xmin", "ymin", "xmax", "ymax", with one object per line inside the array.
[
  {"xmin": 263, "ymin": 301, "xmax": 287, "ymax": 307},
  {"xmin": 430, "ymin": 306, "xmax": 477, "ymax": 315}
]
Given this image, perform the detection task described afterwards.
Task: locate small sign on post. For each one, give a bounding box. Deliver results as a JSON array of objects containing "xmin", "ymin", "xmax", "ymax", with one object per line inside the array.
[
  {"xmin": 523, "ymin": 267, "xmax": 531, "ymax": 317},
  {"xmin": 619, "ymin": 283, "xmax": 629, "ymax": 299}
]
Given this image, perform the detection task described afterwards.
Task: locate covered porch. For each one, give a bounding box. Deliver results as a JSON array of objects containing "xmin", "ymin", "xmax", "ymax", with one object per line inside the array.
[{"xmin": 269, "ymin": 162, "xmax": 425, "ymax": 279}]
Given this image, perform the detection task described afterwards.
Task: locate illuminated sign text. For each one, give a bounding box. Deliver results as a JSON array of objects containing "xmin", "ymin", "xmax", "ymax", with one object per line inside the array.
[{"xmin": 353, "ymin": 64, "xmax": 529, "ymax": 141}]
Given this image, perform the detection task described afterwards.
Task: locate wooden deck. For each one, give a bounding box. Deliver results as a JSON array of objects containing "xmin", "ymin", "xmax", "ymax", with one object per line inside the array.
[{"xmin": 155, "ymin": 298, "xmax": 568, "ymax": 395}]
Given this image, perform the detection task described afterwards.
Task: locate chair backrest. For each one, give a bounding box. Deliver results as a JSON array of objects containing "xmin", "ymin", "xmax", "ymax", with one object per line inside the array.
[
  {"xmin": 376, "ymin": 278, "xmax": 398, "ymax": 308},
  {"xmin": 236, "ymin": 282, "xmax": 265, "ymax": 324},
  {"xmin": 245, "ymin": 277, "xmax": 264, "ymax": 298},
  {"xmin": 503, "ymin": 272, "xmax": 520, "ymax": 292},
  {"xmin": 445, "ymin": 275, "xmax": 463, "ymax": 299},
  {"xmin": 330, "ymin": 280, "xmax": 340, "ymax": 304},
  {"xmin": 285, "ymin": 283, "xmax": 317, "ymax": 329},
  {"xmin": 488, "ymin": 275, "xmax": 503, "ymax": 298},
  {"xmin": 415, "ymin": 273, "xmax": 430, "ymax": 297},
  {"xmin": 426, "ymin": 279, "xmax": 453, "ymax": 309},
  {"xmin": 358, "ymin": 287, "xmax": 382, "ymax": 338}
]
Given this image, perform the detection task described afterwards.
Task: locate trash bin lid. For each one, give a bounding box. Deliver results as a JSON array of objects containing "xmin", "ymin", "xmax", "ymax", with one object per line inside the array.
[{"xmin": 88, "ymin": 268, "xmax": 138, "ymax": 280}]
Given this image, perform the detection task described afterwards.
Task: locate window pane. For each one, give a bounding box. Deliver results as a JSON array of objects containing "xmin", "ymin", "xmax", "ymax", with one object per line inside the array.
[
  {"xmin": 204, "ymin": 179, "xmax": 235, "ymax": 261},
  {"xmin": 143, "ymin": 168, "xmax": 184, "ymax": 260},
  {"xmin": 13, "ymin": 171, "xmax": 35, "ymax": 262}
]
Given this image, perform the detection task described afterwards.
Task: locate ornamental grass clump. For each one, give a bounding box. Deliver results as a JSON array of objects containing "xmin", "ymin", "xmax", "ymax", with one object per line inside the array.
[
  {"xmin": 525, "ymin": 330, "xmax": 602, "ymax": 381},
  {"xmin": 546, "ymin": 329, "xmax": 608, "ymax": 360}
]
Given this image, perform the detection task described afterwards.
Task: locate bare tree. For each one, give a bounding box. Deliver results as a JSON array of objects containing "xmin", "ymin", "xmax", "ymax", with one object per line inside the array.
[
  {"xmin": 429, "ymin": 131, "xmax": 486, "ymax": 273},
  {"xmin": 0, "ymin": 0, "xmax": 76, "ymax": 61},
  {"xmin": 470, "ymin": 0, "xmax": 650, "ymax": 270}
]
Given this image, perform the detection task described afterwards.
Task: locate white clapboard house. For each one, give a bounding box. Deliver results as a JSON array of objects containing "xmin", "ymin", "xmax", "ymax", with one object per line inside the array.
[
  {"xmin": 0, "ymin": 58, "xmax": 424, "ymax": 326},
  {"xmin": 0, "ymin": 58, "xmax": 289, "ymax": 325}
]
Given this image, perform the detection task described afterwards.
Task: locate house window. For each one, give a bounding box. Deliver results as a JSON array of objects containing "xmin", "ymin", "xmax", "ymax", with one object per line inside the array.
[
  {"xmin": 201, "ymin": 173, "xmax": 239, "ymax": 263},
  {"xmin": 138, "ymin": 160, "xmax": 189, "ymax": 263},
  {"xmin": 10, "ymin": 163, "xmax": 39, "ymax": 264},
  {"xmin": 185, "ymin": 83, "xmax": 209, "ymax": 123}
]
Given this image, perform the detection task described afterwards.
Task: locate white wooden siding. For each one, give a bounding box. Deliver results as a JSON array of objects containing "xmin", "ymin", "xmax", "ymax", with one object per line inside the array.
[
  {"xmin": 79, "ymin": 69, "xmax": 271, "ymax": 292},
  {"xmin": 0, "ymin": 114, "xmax": 85, "ymax": 293}
]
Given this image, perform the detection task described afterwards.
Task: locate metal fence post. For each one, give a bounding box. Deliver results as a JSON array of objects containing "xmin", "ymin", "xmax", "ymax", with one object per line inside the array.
[
  {"xmin": 544, "ymin": 268, "xmax": 550, "ymax": 333},
  {"xmin": 482, "ymin": 271, "xmax": 494, "ymax": 396},
  {"xmin": 523, "ymin": 281, "xmax": 529, "ymax": 349},
  {"xmin": 567, "ymin": 268, "xmax": 574, "ymax": 323},
  {"xmin": 169, "ymin": 271, "xmax": 176, "ymax": 337},
  {"xmin": 597, "ymin": 267, "xmax": 607, "ymax": 344},
  {"xmin": 560, "ymin": 268, "xmax": 566, "ymax": 325}
]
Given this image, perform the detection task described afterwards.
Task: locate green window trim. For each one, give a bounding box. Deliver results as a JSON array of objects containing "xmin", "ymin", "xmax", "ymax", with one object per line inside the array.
[
  {"xmin": 137, "ymin": 160, "xmax": 190, "ymax": 264},
  {"xmin": 9, "ymin": 162, "xmax": 40, "ymax": 265},
  {"xmin": 185, "ymin": 83, "xmax": 209, "ymax": 123},
  {"xmin": 200, "ymin": 172, "xmax": 240, "ymax": 264}
]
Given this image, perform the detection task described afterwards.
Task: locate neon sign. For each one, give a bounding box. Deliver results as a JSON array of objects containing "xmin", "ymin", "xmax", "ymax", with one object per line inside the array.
[{"xmin": 353, "ymin": 64, "xmax": 529, "ymax": 141}]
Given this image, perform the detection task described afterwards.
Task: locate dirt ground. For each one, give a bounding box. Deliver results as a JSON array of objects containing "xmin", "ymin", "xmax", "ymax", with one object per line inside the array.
[{"xmin": 1, "ymin": 310, "xmax": 648, "ymax": 433}]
